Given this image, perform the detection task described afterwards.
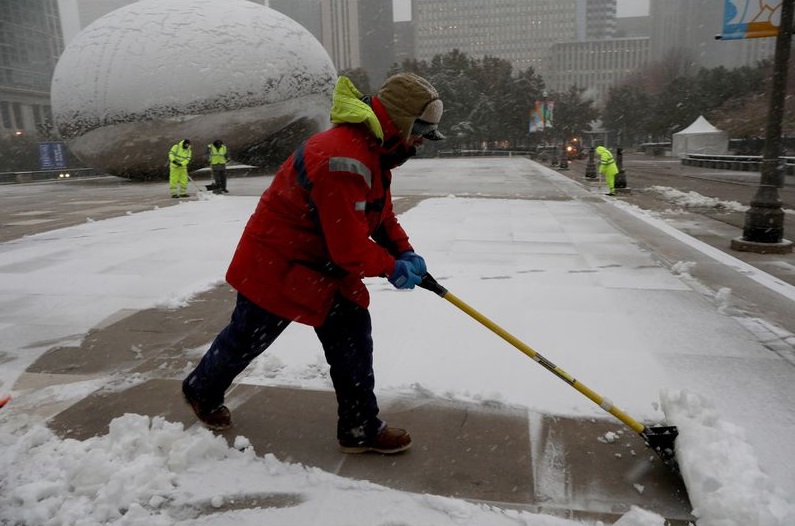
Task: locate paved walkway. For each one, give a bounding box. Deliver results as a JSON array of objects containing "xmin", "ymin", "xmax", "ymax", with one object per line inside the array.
[{"xmin": 5, "ymin": 156, "xmax": 795, "ymax": 523}]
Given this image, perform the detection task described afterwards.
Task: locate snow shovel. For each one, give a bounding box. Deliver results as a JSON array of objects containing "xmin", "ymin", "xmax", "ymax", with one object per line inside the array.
[
  {"xmin": 418, "ymin": 273, "xmax": 679, "ymax": 468},
  {"xmin": 187, "ymin": 173, "xmax": 208, "ymax": 197}
]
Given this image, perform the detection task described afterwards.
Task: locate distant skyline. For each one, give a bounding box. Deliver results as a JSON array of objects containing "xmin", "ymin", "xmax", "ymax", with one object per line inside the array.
[{"xmin": 392, "ymin": 0, "xmax": 651, "ymax": 22}]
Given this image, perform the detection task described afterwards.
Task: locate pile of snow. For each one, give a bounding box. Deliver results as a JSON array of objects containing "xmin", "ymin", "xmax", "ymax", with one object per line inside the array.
[
  {"xmin": 662, "ymin": 391, "xmax": 795, "ymax": 526},
  {"xmin": 3, "ymin": 392, "xmax": 793, "ymax": 525},
  {"xmin": 0, "ymin": 413, "xmax": 666, "ymax": 526},
  {"xmin": 646, "ymin": 186, "xmax": 747, "ymax": 212}
]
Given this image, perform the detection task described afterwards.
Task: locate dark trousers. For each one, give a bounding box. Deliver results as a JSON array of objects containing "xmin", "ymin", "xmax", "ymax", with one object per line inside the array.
[
  {"xmin": 183, "ymin": 293, "xmax": 382, "ymax": 442},
  {"xmin": 211, "ymin": 165, "xmax": 227, "ymax": 192}
]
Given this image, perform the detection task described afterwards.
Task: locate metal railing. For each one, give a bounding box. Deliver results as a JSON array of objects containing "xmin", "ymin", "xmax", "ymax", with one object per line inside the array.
[
  {"xmin": 681, "ymin": 153, "xmax": 795, "ymax": 175},
  {"xmin": 0, "ymin": 167, "xmax": 103, "ymax": 185}
]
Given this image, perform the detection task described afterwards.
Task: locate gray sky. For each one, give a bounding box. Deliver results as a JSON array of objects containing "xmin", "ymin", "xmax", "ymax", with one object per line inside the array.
[
  {"xmin": 393, "ymin": 0, "xmax": 651, "ymax": 22},
  {"xmin": 617, "ymin": 0, "xmax": 650, "ymax": 17}
]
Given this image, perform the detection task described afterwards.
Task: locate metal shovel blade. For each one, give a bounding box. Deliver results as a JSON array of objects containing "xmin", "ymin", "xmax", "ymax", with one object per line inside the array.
[{"xmin": 641, "ymin": 425, "xmax": 679, "ymax": 469}]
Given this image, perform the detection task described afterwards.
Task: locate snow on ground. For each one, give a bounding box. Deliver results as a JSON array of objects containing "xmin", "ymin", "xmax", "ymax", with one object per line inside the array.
[
  {"xmin": 0, "ymin": 413, "xmax": 664, "ymax": 526},
  {"xmin": 644, "ymin": 185, "xmax": 794, "ymax": 216},
  {"xmin": 645, "ymin": 186, "xmax": 749, "ymax": 212},
  {"xmin": 2, "ymin": 165, "xmax": 795, "ymax": 524}
]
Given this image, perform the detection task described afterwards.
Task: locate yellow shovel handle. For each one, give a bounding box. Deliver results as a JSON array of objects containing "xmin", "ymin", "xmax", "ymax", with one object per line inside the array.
[{"xmin": 422, "ymin": 274, "xmax": 645, "ymax": 434}]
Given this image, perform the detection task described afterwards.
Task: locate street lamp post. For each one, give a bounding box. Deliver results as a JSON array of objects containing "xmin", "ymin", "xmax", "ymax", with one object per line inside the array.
[
  {"xmin": 559, "ymin": 141, "xmax": 569, "ymax": 169},
  {"xmin": 585, "ymin": 147, "xmax": 597, "ymax": 179},
  {"xmin": 615, "ymin": 147, "xmax": 627, "ymax": 188},
  {"xmin": 731, "ymin": 0, "xmax": 794, "ymax": 254}
]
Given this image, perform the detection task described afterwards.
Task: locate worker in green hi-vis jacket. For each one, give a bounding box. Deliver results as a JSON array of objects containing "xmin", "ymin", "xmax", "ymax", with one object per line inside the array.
[
  {"xmin": 168, "ymin": 139, "xmax": 192, "ymax": 198},
  {"xmin": 595, "ymin": 145, "xmax": 618, "ymax": 196}
]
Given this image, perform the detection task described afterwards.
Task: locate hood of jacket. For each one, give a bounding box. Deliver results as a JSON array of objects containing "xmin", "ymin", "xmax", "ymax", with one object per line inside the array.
[{"xmin": 330, "ymin": 76, "xmax": 384, "ymax": 144}]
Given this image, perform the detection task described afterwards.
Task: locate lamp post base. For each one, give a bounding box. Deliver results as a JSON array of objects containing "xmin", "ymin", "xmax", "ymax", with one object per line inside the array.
[
  {"xmin": 730, "ymin": 237, "xmax": 793, "ymax": 254},
  {"xmin": 585, "ymin": 149, "xmax": 597, "ymax": 179}
]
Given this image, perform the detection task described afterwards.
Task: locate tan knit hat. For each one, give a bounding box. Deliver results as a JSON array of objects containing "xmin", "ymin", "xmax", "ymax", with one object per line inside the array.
[{"xmin": 376, "ymin": 72, "xmax": 444, "ymax": 142}]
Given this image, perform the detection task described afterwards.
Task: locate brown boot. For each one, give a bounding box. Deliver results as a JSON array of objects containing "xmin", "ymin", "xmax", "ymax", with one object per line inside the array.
[
  {"xmin": 182, "ymin": 385, "xmax": 231, "ymax": 431},
  {"xmin": 338, "ymin": 425, "xmax": 412, "ymax": 454}
]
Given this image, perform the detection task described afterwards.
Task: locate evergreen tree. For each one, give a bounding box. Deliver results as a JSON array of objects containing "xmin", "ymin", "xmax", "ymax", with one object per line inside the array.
[{"xmin": 603, "ymin": 76, "xmax": 652, "ymax": 145}]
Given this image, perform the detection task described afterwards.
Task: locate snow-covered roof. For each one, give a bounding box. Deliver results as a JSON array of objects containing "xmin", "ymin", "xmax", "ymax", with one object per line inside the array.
[{"xmin": 675, "ymin": 115, "xmax": 725, "ymax": 135}]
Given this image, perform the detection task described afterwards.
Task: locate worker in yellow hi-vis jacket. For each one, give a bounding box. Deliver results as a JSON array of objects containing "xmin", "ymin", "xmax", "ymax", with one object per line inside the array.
[
  {"xmin": 595, "ymin": 145, "xmax": 618, "ymax": 196},
  {"xmin": 207, "ymin": 139, "xmax": 230, "ymax": 194},
  {"xmin": 168, "ymin": 139, "xmax": 192, "ymax": 198}
]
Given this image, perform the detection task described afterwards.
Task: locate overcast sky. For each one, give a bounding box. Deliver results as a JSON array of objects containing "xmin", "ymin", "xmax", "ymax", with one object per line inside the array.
[
  {"xmin": 617, "ymin": 0, "xmax": 650, "ymax": 17},
  {"xmin": 392, "ymin": 0, "xmax": 651, "ymax": 21}
]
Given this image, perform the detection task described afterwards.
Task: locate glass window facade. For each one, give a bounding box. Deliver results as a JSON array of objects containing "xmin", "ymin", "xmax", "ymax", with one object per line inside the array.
[
  {"xmin": 412, "ymin": 0, "xmax": 590, "ymax": 77},
  {"xmin": 0, "ymin": 0, "xmax": 62, "ymax": 134},
  {"xmin": 0, "ymin": 0, "xmax": 62, "ymax": 93}
]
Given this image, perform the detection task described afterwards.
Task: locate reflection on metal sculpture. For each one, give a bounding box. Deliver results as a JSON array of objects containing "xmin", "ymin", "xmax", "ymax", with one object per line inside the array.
[{"xmin": 51, "ymin": 0, "xmax": 337, "ymax": 179}]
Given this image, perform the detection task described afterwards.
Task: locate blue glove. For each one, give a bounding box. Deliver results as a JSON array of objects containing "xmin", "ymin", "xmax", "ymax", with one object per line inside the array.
[
  {"xmin": 398, "ymin": 250, "xmax": 427, "ymax": 276},
  {"xmin": 389, "ymin": 260, "xmax": 422, "ymax": 289}
]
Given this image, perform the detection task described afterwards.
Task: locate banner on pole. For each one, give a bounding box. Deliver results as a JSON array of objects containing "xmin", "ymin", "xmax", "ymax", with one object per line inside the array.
[
  {"xmin": 721, "ymin": 0, "xmax": 782, "ymax": 40},
  {"xmin": 529, "ymin": 100, "xmax": 554, "ymax": 133}
]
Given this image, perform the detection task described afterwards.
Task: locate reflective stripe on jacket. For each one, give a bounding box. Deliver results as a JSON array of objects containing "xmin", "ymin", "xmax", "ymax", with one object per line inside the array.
[
  {"xmin": 169, "ymin": 141, "xmax": 192, "ymax": 168},
  {"xmin": 225, "ymin": 77, "xmax": 414, "ymax": 326},
  {"xmin": 595, "ymin": 146, "xmax": 618, "ymax": 177}
]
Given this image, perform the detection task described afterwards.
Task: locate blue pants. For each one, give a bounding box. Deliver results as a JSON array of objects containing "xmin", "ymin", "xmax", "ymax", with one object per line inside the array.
[{"xmin": 183, "ymin": 293, "xmax": 382, "ymax": 442}]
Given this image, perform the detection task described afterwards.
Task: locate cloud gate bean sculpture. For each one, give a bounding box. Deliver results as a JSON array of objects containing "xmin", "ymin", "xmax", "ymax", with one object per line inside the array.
[{"xmin": 51, "ymin": 0, "xmax": 337, "ymax": 179}]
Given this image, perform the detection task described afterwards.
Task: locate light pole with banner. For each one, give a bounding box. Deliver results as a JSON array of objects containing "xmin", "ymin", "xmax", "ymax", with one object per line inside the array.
[
  {"xmin": 529, "ymin": 93, "xmax": 554, "ymax": 158},
  {"xmin": 730, "ymin": 0, "xmax": 794, "ymax": 253}
]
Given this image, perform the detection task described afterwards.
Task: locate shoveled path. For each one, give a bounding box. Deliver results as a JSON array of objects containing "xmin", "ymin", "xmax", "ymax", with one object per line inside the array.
[
  {"xmin": 28, "ymin": 282, "xmax": 691, "ymax": 523},
  {"xmin": 9, "ymin": 156, "xmax": 792, "ymax": 523}
]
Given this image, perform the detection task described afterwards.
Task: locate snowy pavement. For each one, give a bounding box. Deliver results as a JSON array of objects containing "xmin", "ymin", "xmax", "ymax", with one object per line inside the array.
[{"xmin": 1, "ymin": 157, "xmax": 794, "ymax": 525}]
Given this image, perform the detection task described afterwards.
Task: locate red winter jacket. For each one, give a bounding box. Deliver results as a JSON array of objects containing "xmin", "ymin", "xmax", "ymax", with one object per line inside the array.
[{"xmin": 225, "ymin": 97, "xmax": 415, "ymax": 326}]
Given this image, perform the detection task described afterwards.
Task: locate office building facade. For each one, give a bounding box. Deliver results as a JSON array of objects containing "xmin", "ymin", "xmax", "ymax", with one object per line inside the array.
[
  {"xmin": 394, "ymin": 20, "xmax": 415, "ymax": 66},
  {"xmin": 412, "ymin": 0, "xmax": 616, "ymax": 78},
  {"xmin": 0, "ymin": 0, "xmax": 63, "ymax": 137},
  {"xmin": 584, "ymin": 0, "xmax": 616, "ymax": 40},
  {"xmin": 319, "ymin": 0, "xmax": 394, "ymax": 87},
  {"xmin": 546, "ymin": 37, "xmax": 650, "ymax": 104}
]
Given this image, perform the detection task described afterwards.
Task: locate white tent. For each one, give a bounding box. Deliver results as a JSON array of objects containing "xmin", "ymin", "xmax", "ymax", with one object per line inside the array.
[{"xmin": 672, "ymin": 115, "xmax": 729, "ymax": 158}]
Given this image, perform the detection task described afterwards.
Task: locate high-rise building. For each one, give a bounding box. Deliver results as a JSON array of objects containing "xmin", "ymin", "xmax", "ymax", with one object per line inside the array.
[
  {"xmin": 584, "ymin": 0, "xmax": 616, "ymax": 40},
  {"xmin": 412, "ymin": 0, "xmax": 616, "ymax": 77},
  {"xmin": 268, "ymin": 0, "xmax": 322, "ymax": 41},
  {"xmin": 394, "ymin": 20, "xmax": 415, "ymax": 66},
  {"xmin": 320, "ymin": 0, "xmax": 394, "ymax": 87},
  {"xmin": 358, "ymin": 0, "xmax": 394, "ymax": 86},
  {"xmin": 546, "ymin": 37, "xmax": 650, "ymax": 104},
  {"xmin": 0, "ymin": 0, "xmax": 63, "ymax": 137},
  {"xmin": 649, "ymin": 0, "xmax": 774, "ymax": 70}
]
